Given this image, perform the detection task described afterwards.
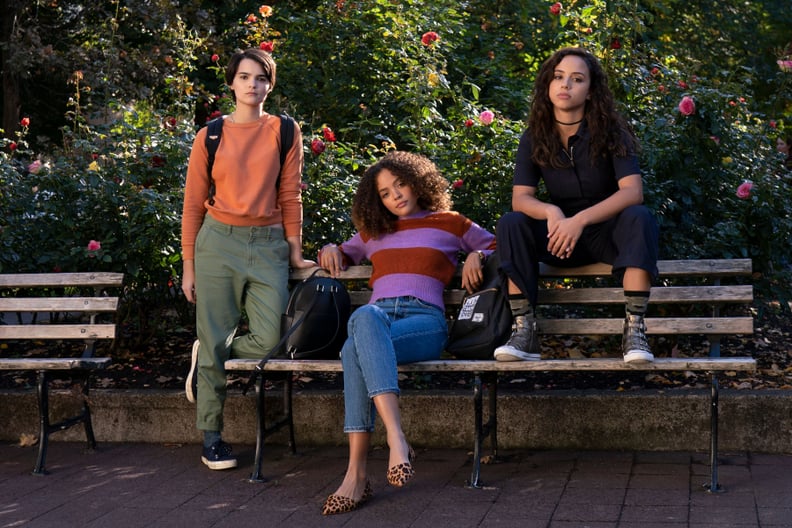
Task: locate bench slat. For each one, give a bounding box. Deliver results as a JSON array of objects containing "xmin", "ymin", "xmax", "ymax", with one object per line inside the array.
[
  {"xmin": 349, "ymin": 285, "xmax": 754, "ymax": 307},
  {"xmin": 539, "ymin": 285, "xmax": 753, "ymax": 304},
  {"xmin": 225, "ymin": 356, "xmax": 756, "ymax": 373},
  {"xmin": 0, "ymin": 272, "xmax": 124, "ymax": 288},
  {"xmin": 0, "ymin": 357, "xmax": 111, "ymax": 370},
  {"xmin": 539, "ymin": 317, "xmax": 753, "ymax": 335},
  {"xmin": 540, "ymin": 258, "xmax": 752, "ymax": 278},
  {"xmin": 296, "ymin": 259, "xmax": 753, "ymax": 282},
  {"xmin": 0, "ymin": 325, "xmax": 117, "ymax": 340},
  {"xmin": 0, "ymin": 297, "xmax": 119, "ymax": 312}
]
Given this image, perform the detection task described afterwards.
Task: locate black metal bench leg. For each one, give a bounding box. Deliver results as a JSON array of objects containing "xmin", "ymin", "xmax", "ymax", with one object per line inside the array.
[
  {"xmin": 704, "ymin": 372, "xmax": 724, "ymax": 493},
  {"xmin": 248, "ymin": 375, "xmax": 268, "ymax": 483},
  {"xmin": 285, "ymin": 374, "xmax": 296, "ymax": 454},
  {"xmin": 486, "ymin": 373, "xmax": 499, "ymax": 459},
  {"xmin": 80, "ymin": 372, "xmax": 98, "ymax": 452},
  {"xmin": 33, "ymin": 371, "xmax": 51, "ymax": 476},
  {"xmin": 467, "ymin": 373, "xmax": 484, "ymax": 488}
]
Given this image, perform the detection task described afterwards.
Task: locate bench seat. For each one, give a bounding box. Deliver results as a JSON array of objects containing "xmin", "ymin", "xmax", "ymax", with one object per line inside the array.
[{"xmin": 224, "ymin": 259, "xmax": 756, "ymax": 491}]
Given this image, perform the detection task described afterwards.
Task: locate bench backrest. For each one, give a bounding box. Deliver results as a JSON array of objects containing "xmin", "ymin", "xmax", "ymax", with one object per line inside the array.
[
  {"xmin": 0, "ymin": 272, "xmax": 124, "ymax": 343},
  {"xmin": 289, "ymin": 259, "xmax": 754, "ymax": 338}
]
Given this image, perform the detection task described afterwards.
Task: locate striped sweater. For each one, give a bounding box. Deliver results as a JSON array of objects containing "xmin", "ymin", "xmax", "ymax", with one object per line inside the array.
[{"xmin": 338, "ymin": 210, "xmax": 496, "ymax": 309}]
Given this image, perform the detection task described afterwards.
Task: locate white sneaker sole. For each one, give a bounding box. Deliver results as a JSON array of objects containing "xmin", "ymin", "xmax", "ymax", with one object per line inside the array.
[
  {"xmin": 185, "ymin": 340, "xmax": 200, "ymax": 403},
  {"xmin": 623, "ymin": 350, "xmax": 654, "ymax": 364},
  {"xmin": 494, "ymin": 345, "xmax": 541, "ymax": 362},
  {"xmin": 201, "ymin": 456, "xmax": 238, "ymax": 470}
]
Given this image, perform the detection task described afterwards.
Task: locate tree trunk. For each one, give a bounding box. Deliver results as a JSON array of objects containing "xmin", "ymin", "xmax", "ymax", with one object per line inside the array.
[{"xmin": 0, "ymin": 0, "xmax": 24, "ymax": 138}]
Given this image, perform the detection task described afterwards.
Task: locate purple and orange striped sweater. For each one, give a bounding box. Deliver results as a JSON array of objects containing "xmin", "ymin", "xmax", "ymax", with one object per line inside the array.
[{"xmin": 338, "ymin": 210, "xmax": 496, "ymax": 309}]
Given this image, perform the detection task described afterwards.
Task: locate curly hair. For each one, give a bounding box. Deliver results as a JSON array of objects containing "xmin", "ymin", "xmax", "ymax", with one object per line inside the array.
[
  {"xmin": 352, "ymin": 151, "xmax": 452, "ymax": 238},
  {"xmin": 528, "ymin": 47, "xmax": 639, "ymax": 168}
]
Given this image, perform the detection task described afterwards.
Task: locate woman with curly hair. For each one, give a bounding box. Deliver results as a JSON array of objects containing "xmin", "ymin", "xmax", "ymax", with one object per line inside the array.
[
  {"xmin": 317, "ymin": 151, "xmax": 496, "ymax": 515},
  {"xmin": 494, "ymin": 47, "xmax": 659, "ymax": 364}
]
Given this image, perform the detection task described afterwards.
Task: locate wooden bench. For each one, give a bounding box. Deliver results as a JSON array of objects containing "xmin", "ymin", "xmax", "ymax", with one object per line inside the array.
[
  {"xmin": 0, "ymin": 272, "xmax": 123, "ymax": 475},
  {"xmin": 225, "ymin": 259, "xmax": 756, "ymax": 491}
]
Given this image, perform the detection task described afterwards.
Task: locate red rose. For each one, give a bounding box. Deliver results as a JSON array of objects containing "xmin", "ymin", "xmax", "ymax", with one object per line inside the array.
[
  {"xmin": 610, "ymin": 38, "xmax": 621, "ymax": 49},
  {"xmin": 211, "ymin": 54, "xmax": 219, "ymax": 62},
  {"xmin": 311, "ymin": 139, "xmax": 326, "ymax": 155},
  {"xmin": 9, "ymin": 142, "xmax": 17, "ymax": 151},
  {"xmin": 464, "ymin": 119, "xmax": 474, "ymax": 128},
  {"xmin": 260, "ymin": 41, "xmax": 274, "ymax": 52},
  {"xmin": 20, "ymin": 117, "xmax": 30, "ymax": 127},
  {"xmin": 452, "ymin": 179, "xmax": 464, "ymax": 189},
  {"xmin": 549, "ymin": 2, "xmax": 562, "ymax": 16},
  {"xmin": 421, "ymin": 31, "xmax": 439, "ymax": 46},
  {"xmin": 322, "ymin": 127, "xmax": 336, "ymax": 142}
]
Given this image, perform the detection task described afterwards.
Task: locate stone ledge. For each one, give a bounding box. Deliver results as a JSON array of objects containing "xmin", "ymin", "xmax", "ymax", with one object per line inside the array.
[{"xmin": 1, "ymin": 388, "xmax": 790, "ymax": 453}]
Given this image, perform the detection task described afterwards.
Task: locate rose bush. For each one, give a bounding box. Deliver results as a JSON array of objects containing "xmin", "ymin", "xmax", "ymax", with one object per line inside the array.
[{"xmin": 1, "ymin": 0, "xmax": 791, "ymax": 342}]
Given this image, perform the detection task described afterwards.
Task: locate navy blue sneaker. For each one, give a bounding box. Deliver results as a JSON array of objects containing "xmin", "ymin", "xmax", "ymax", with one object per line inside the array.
[
  {"xmin": 185, "ymin": 340, "xmax": 199, "ymax": 403},
  {"xmin": 202, "ymin": 440, "xmax": 237, "ymax": 470}
]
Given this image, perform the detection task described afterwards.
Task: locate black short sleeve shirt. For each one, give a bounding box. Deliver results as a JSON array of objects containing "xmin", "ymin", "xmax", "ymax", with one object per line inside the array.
[{"xmin": 513, "ymin": 121, "xmax": 641, "ymax": 216}]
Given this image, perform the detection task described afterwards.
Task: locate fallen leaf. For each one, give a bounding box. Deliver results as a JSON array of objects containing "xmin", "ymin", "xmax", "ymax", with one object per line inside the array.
[{"xmin": 18, "ymin": 433, "xmax": 37, "ymax": 447}]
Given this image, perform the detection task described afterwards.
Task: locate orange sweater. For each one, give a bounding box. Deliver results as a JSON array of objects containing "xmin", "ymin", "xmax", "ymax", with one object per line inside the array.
[{"xmin": 181, "ymin": 114, "xmax": 304, "ymax": 260}]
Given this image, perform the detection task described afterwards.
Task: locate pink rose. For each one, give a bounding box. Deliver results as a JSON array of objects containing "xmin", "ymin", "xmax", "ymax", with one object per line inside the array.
[
  {"xmin": 28, "ymin": 160, "xmax": 42, "ymax": 174},
  {"xmin": 777, "ymin": 60, "xmax": 792, "ymax": 72},
  {"xmin": 87, "ymin": 240, "xmax": 101, "ymax": 252},
  {"xmin": 678, "ymin": 96, "xmax": 696, "ymax": 116},
  {"xmin": 549, "ymin": 2, "xmax": 562, "ymax": 16},
  {"xmin": 736, "ymin": 181, "xmax": 753, "ymax": 200},
  {"xmin": 479, "ymin": 110, "xmax": 494, "ymax": 125}
]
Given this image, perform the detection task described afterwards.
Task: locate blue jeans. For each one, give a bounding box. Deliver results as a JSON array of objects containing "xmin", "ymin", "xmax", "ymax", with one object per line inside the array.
[{"xmin": 341, "ymin": 296, "xmax": 448, "ymax": 433}]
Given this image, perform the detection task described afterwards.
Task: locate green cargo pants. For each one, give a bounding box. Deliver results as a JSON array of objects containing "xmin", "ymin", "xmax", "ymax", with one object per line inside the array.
[{"xmin": 194, "ymin": 214, "xmax": 289, "ymax": 432}]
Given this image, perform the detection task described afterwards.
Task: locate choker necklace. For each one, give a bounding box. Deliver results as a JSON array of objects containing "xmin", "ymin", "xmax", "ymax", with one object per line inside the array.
[{"xmin": 555, "ymin": 118, "xmax": 583, "ymax": 126}]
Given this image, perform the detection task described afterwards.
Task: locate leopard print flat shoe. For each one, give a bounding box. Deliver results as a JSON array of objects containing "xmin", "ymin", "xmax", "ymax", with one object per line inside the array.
[
  {"xmin": 386, "ymin": 445, "xmax": 416, "ymax": 487},
  {"xmin": 321, "ymin": 480, "xmax": 373, "ymax": 515}
]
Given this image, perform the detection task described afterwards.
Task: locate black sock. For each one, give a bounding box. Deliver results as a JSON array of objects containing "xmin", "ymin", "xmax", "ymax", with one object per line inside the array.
[
  {"xmin": 624, "ymin": 291, "xmax": 650, "ymax": 316},
  {"xmin": 204, "ymin": 430, "xmax": 221, "ymax": 448}
]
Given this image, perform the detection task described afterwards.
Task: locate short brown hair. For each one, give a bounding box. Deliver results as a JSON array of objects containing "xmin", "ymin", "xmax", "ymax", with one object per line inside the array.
[{"xmin": 225, "ymin": 48, "xmax": 277, "ymax": 99}]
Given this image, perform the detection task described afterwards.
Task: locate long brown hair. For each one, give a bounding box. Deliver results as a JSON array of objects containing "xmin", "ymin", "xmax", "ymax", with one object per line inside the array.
[
  {"xmin": 528, "ymin": 47, "xmax": 638, "ymax": 168},
  {"xmin": 352, "ymin": 151, "xmax": 452, "ymax": 238}
]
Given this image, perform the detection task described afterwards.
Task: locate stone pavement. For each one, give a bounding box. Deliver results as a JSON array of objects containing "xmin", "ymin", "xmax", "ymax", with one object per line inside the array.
[{"xmin": 0, "ymin": 441, "xmax": 790, "ymax": 527}]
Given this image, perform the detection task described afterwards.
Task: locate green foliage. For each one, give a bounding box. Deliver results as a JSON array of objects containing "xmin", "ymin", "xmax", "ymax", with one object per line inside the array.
[{"xmin": 1, "ymin": 0, "xmax": 791, "ymax": 340}]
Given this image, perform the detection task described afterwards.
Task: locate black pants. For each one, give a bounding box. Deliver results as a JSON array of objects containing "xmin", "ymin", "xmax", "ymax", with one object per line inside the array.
[{"xmin": 496, "ymin": 205, "xmax": 659, "ymax": 307}]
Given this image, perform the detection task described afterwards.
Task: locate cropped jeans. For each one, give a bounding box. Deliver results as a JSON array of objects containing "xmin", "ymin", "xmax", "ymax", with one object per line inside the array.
[{"xmin": 341, "ymin": 296, "xmax": 448, "ymax": 433}]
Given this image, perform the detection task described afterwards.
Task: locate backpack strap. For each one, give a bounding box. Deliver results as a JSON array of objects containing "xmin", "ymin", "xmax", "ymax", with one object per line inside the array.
[
  {"xmin": 204, "ymin": 117, "xmax": 223, "ymax": 206},
  {"xmin": 276, "ymin": 114, "xmax": 295, "ymax": 191},
  {"xmin": 204, "ymin": 114, "xmax": 295, "ymax": 206}
]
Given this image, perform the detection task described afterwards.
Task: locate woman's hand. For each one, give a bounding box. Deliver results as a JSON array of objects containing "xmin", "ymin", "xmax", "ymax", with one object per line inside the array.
[
  {"xmin": 547, "ymin": 213, "xmax": 583, "ymax": 259},
  {"xmin": 182, "ymin": 260, "xmax": 196, "ymax": 303},
  {"xmin": 461, "ymin": 251, "xmax": 485, "ymax": 293},
  {"xmin": 318, "ymin": 244, "xmax": 344, "ymax": 278}
]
